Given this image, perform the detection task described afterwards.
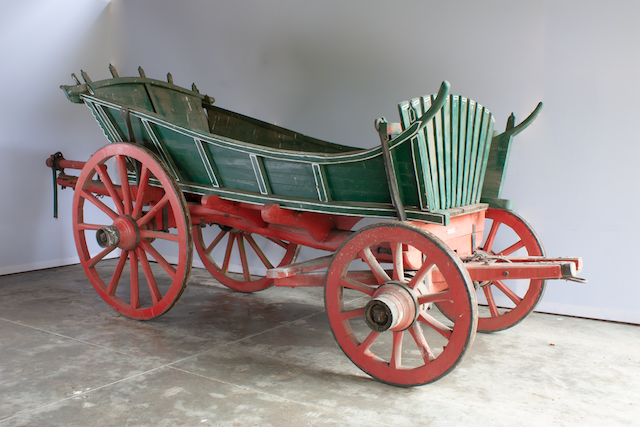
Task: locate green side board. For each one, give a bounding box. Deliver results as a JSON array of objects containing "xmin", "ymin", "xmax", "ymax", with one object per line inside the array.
[{"xmin": 63, "ymin": 71, "xmax": 542, "ymax": 226}]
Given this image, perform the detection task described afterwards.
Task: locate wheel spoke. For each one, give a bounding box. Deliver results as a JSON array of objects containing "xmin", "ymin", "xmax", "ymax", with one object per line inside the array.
[
  {"xmin": 140, "ymin": 229, "xmax": 179, "ymax": 242},
  {"xmin": 81, "ymin": 190, "xmax": 118, "ymax": 221},
  {"xmin": 206, "ymin": 229, "xmax": 228, "ymax": 255},
  {"xmin": 389, "ymin": 331, "xmax": 403, "ymax": 369},
  {"xmin": 237, "ymin": 235, "xmax": 252, "ymax": 282},
  {"xmin": 483, "ymin": 286, "xmax": 500, "ymax": 318},
  {"xmin": 409, "ymin": 323, "xmax": 435, "ymax": 363},
  {"xmin": 129, "ymin": 250, "xmax": 140, "ymax": 309},
  {"xmin": 499, "ymin": 240, "xmax": 525, "ymax": 256},
  {"xmin": 116, "ymin": 155, "xmax": 133, "ymax": 216},
  {"xmin": 361, "ymin": 247, "xmax": 391, "ymax": 284},
  {"xmin": 358, "ymin": 330, "xmax": 380, "ymax": 354},
  {"xmin": 392, "ymin": 243, "xmax": 404, "ymax": 281},
  {"xmin": 339, "ymin": 277, "xmax": 376, "ymax": 296},
  {"xmin": 408, "ymin": 260, "xmax": 435, "ymax": 290},
  {"xmin": 482, "ymin": 220, "xmax": 500, "ymax": 252},
  {"xmin": 131, "ymin": 165, "xmax": 151, "ymax": 219},
  {"xmin": 95, "ymin": 164, "xmax": 124, "ymax": 215},
  {"xmin": 417, "ymin": 290, "xmax": 452, "ymax": 305},
  {"xmin": 222, "ymin": 234, "xmax": 235, "ymax": 274},
  {"xmin": 340, "ymin": 306, "xmax": 365, "ymax": 321},
  {"xmin": 88, "ymin": 246, "xmax": 116, "ymax": 268},
  {"xmin": 139, "ymin": 240, "xmax": 177, "ymax": 278},
  {"xmin": 418, "ymin": 309, "xmax": 452, "ymax": 339},
  {"xmin": 106, "ymin": 251, "xmax": 128, "ymax": 296},
  {"xmin": 492, "ymin": 279, "xmax": 522, "ymax": 305},
  {"xmin": 137, "ymin": 247, "xmax": 161, "ymax": 304},
  {"xmin": 78, "ymin": 223, "xmax": 109, "ymax": 231},
  {"xmin": 244, "ymin": 233, "xmax": 274, "ymax": 269},
  {"xmin": 265, "ymin": 236, "xmax": 289, "ymax": 249},
  {"xmin": 137, "ymin": 193, "xmax": 170, "ymax": 228}
]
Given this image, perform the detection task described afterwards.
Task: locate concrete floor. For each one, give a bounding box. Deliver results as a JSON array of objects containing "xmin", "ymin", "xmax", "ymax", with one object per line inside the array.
[{"xmin": 1, "ymin": 264, "xmax": 639, "ymax": 427}]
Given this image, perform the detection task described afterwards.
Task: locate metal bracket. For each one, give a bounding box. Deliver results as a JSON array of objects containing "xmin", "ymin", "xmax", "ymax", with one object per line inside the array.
[{"xmin": 45, "ymin": 152, "xmax": 65, "ymax": 219}]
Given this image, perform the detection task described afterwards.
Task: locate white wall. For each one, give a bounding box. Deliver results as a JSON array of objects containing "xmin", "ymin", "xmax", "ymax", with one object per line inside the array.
[{"xmin": 2, "ymin": 0, "xmax": 639, "ymax": 323}]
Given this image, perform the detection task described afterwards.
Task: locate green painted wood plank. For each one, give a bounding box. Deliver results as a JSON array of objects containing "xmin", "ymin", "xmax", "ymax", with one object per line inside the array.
[
  {"xmin": 312, "ymin": 163, "xmax": 329, "ymax": 202},
  {"xmin": 194, "ymin": 138, "xmax": 220, "ymax": 187},
  {"xmin": 420, "ymin": 96, "xmax": 440, "ymax": 210},
  {"xmin": 250, "ymin": 154, "xmax": 271, "ymax": 195},
  {"xmin": 475, "ymin": 116, "xmax": 495, "ymax": 203},
  {"xmin": 471, "ymin": 108, "xmax": 491, "ymax": 203},
  {"xmin": 455, "ymin": 97, "xmax": 468, "ymax": 207},
  {"xmin": 430, "ymin": 94, "xmax": 446, "ymax": 209},
  {"xmin": 143, "ymin": 120, "xmax": 182, "ymax": 181},
  {"xmin": 442, "ymin": 95, "xmax": 452, "ymax": 208},
  {"xmin": 461, "ymin": 99, "xmax": 476, "ymax": 205},
  {"xmin": 450, "ymin": 95, "xmax": 459, "ymax": 208},
  {"xmin": 153, "ymin": 126, "xmax": 212, "ymax": 186},
  {"xmin": 465, "ymin": 103, "xmax": 484, "ymax": 205}
]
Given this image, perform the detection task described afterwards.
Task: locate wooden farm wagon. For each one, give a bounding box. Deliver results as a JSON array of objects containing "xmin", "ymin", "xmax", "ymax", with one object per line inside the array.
[{"xmin": 47, "ymin": 65, "xmax": 583, "ymax": 386}]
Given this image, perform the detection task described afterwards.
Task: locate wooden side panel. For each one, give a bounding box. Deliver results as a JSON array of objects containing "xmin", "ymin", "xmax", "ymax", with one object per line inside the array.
[
  {"xmin": 323, "ymin": 156, "xmax": 391, "ymax": 204},
  {"xmin": 93, "ymin": 83, "xmax": 154, "ymax": 112},
  {"xmin": 262, "ymin": 159, "xmax": 319, "ymax": 200},
  {"xmin": 204, "ymin": 143, "xmax": 260, "ymax": 193},
  {"xmin": 147, "ymin": 85, "xmax": 209, "ymax": 132},
  {"xmin": 205, "ymin": 105, "xmax": 356, "ymax": 154},
  {"xmin": 152, "ymin": 125, "xmax": 214, "ymax": 186}
]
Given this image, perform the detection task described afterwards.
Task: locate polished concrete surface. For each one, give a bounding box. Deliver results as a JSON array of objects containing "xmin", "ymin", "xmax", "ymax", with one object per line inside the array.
[{"xmin": 1, "ymin": 263, "xmax": 638, "ymax": 426}]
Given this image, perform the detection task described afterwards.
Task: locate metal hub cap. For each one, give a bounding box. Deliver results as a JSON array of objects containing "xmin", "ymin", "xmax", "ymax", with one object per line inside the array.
[
  {"xmin": 96, "ymin": 216, "xmax": 140, "ymax": 250},
  {"xmin": 364, "ymin": 281, "xmax": 419, "ymax": 332}
]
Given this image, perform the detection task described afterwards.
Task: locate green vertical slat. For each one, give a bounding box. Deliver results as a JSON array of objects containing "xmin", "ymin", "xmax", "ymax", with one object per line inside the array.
[
  {"xmin": 398, "ymin": 101, "xmax": 412, "ymax": 130},
  {"xmin": 462, "ymin": 99, "xmax": 475, "ymax": 205},
  {"xmin": 402, "ymin": 100, "xmax": 433, "ymax": 210},
  {"xmin": 414, "ymin": 97, "xmax": 436, "ymax": 210},
  {"xmin": 471, "ymin": 108, "xmax": 491, "ymax": 203},
  {"xmin": 456, "ymin": 97, "xmax": 468, "ymax": 207},
  {"xmin": 476, "ymin": 116, "xmax": 495, "ymax": 203},
  {"xmin": 420, "ymin": 96, "xmax": 440, "ymax": 210},
  {"xmin": 442, "ymin": 95, "xmax": 452, "ymax": 208},
  {"xmin": 431, "ymin": 95, "xmax": 446, "ymax": 209},
  {"xmin": 450, "ymin": 95, "xmax": 459, "ymax": 208},
  {"xmin": 465, "ymin": 103, "xmax": 484, "ymax": 205}
]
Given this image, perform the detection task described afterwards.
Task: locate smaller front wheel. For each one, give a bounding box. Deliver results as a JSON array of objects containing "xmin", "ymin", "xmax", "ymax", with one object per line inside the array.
[
  {"xmin": 324, "ymin": 222, "xmax": 477, "ymax": 386},
  {"xmin": 194, "ymin": 224, "xmax": 299, "ymax": 292}
]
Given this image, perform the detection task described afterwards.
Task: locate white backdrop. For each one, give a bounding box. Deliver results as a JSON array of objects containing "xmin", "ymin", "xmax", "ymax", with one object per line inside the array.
[{"xmin": 2, "ymin": 0, "xmax": 639, "ymax": 323}]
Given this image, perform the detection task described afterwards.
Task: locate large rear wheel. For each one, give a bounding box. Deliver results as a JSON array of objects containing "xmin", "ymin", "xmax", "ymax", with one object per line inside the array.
[{"xmin": 324, "ymin": 222, "xmax": 477, "ymax": 386}]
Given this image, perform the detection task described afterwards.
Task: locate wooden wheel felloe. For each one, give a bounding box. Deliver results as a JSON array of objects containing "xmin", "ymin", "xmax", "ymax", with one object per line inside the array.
[
  {"xmin": 193, "ymin": 224, "xmax": 300, "ymax": 292},
  {"xmin": 324, "ymin": 222, "xmax": 477, "ymax": 387},
  {"xmin": 73, "ymin": 143, "xmax": 192, "ymax": 320},
  {"xmin": 474, "ymin": 208, "xmax": 546, "ymax": 332}
]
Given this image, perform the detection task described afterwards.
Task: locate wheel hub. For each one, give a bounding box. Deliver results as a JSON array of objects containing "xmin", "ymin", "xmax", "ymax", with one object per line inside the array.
[
  {"xmin": 364, "ymin": 281, "xmax": 419, "ymax": 332},
  {"xmin": 96, "ymin": 216, "xmax": 140, "ymax": 251}
]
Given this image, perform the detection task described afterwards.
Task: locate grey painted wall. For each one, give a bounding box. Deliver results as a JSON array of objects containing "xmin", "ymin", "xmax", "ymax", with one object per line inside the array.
[{"xmin": 2, "ymin": 0, "xmax": 639, "ymax": 323}]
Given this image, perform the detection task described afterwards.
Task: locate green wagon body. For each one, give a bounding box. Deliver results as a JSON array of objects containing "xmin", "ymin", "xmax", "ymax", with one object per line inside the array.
[
  {"xmin": 49, "ymin": 67, "xmax": 586, "ymax": 387},
  {"xmin": 62, "ymin": 69, "xmax": 541, "ymax": 226}
]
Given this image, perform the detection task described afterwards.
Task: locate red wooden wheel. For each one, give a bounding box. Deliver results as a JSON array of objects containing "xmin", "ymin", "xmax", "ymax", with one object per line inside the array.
[
  {"xmin": 73, "ymin": 143, "xmax": 192, "ymax": 320},
  {"xmin": 193, "ymin": 224, "xmax": 300, "ymax": 292},
  {"xmin": 474, "ymin": 208, "xmax": 546, "ymax": 332},
  {"xmin": 324, "ymin": 222, "xmax": 477, "ymax": 386}
]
